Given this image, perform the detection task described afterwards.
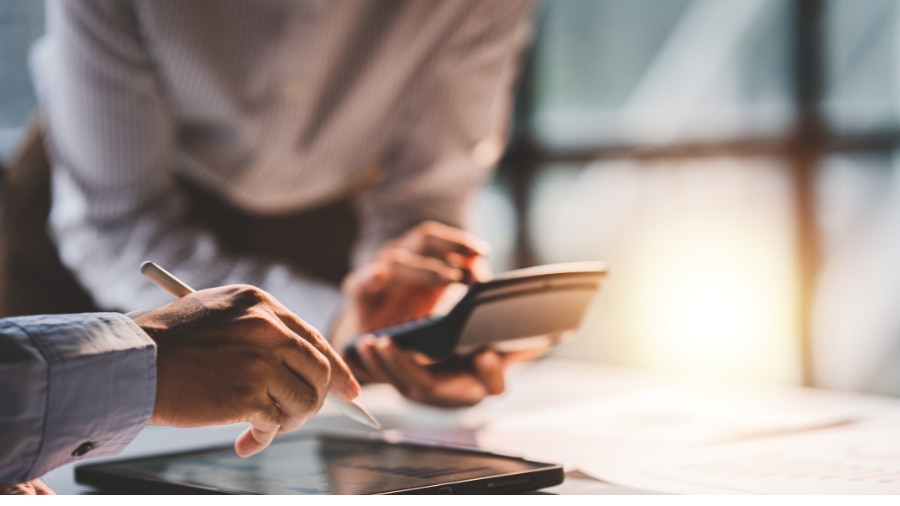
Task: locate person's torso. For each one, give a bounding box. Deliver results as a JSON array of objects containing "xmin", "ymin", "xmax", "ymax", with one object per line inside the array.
[{"xmin": 133, "ymin": 0, "xmax": 469, "ymax": 212}]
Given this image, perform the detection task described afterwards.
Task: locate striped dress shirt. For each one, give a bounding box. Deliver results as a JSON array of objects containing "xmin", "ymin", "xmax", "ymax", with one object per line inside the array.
[{"xmin": 33, "ymin": 0, "xmax": 534, "ymax": 331}]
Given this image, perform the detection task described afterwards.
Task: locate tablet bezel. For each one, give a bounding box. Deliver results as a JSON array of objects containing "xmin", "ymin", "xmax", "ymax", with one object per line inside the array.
[{"xmin": 74, "ymin": 432, "xmax": 565, "ymax": 495}]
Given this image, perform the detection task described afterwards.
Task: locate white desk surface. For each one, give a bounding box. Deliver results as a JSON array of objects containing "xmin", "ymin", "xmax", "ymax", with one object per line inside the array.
[{"xmin": 43, "ymin": 357, "xmax": 900, "ymax": 495}]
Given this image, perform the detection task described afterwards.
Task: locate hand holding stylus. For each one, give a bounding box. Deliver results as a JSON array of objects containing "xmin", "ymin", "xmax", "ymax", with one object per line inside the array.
[{"xmin": 134, "ymin": 262, "xmax": 376, "ymax": 458}]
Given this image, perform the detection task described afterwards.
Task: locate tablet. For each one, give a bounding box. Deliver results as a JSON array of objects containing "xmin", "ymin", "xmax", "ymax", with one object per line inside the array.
[
  {"xmin": 348, "ymin": 261, "xmax": 607, "ymax": 361},
  {"xmin": 75, "ymin": 433, "xmax": 564, "ymax": 495}
]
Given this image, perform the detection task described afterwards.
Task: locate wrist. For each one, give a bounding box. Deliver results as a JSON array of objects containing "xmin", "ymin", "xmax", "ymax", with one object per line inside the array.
[{"xmin": 127, "ymin": 309, "xmax": 165, "ymax": 344}]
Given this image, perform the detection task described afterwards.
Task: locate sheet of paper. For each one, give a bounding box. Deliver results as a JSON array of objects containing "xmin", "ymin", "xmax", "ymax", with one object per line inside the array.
[
  {"xmin": 475, "ymin": 359, "xmax": 891, "ymax": 458},
  {"xmin": 585, "ymin": 414, "xmax": 900, "ymax": 494},
  {"xmin": 338, "ymin": 358, "xmax": 900, "ymax": 495}
]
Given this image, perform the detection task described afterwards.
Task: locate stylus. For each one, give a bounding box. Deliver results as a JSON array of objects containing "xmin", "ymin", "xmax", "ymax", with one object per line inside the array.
[{"xmin": 140, "ymin": 261, "xmax": 382, "ymax": 430}]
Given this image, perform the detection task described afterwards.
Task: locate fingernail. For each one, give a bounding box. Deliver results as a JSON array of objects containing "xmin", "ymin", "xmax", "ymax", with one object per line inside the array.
[{"xmin": 342, "ymin": 380, "xmax": 361, "ymax": 398}]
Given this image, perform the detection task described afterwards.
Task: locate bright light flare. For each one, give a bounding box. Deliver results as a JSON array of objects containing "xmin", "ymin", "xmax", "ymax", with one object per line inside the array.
[{"xmin": 626, "ymin": 220, "xmax": 798, "ymax": 381}]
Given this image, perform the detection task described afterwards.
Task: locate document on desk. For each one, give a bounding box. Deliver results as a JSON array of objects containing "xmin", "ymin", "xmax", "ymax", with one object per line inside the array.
[
  {"xmin": 471, "ymin": 359, "xmax": 900, "ymax": 494},
  {"xmin": 585, "ymin": 414, "xmax": 900, "ymax": 494}
]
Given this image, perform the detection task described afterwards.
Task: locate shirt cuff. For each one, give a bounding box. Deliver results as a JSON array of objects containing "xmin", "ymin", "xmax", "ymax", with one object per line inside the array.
[{"xmin": 24, "ymin": 313, "xmax": 156, "ymax": 479}]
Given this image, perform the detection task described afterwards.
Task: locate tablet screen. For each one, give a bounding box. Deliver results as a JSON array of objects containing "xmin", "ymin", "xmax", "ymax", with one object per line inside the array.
[{"xmin": 76, "ymin": 434, "xmax": 563, "ymax": 494}]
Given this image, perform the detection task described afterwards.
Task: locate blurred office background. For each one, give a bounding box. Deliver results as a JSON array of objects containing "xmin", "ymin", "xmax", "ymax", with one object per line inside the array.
[{"xmin": 3, "ymin": 0, "xmax": 900, "ymax": 395}]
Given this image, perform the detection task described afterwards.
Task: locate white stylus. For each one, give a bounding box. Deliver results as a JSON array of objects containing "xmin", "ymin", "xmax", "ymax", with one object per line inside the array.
[{"xmin": 140, "ymin": 261, "xmax": 381, "ymax": 430}]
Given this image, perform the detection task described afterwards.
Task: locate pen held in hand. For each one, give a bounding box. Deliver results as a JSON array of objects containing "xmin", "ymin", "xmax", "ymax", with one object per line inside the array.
[{"xmin": 139, "ymin": 261, "xmax": 381, "ymax": 430}]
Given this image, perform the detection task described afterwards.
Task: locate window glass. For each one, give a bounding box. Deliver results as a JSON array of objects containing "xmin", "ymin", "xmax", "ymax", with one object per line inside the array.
[
  {"xmin": 530, "ymin": 158, "xmax": 800, "ymax": 384},
  {"xmin": 813, "ymin": 153, "xmax": 900, "ymax": 396},
  {"xmin": 530, "ymin": 0, "xmax": 792, "ymax": 149},
  {"xmin": 823, "ymin": 0, "xmax": 900, "ymax": 132},
  {"xmin": 0, "ymin": 1, "xmax": 44, "ymax": 161}
]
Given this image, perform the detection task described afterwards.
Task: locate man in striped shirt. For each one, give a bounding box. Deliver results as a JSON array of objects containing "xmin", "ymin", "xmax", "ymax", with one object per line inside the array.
[{"xmin": 33, "ymin": 0, "xmax": 537, "ymax": 407}]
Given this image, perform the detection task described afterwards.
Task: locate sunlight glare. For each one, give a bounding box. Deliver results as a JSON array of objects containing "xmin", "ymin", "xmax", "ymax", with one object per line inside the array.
[{"xmin": 628, "ymin": 220, "xmax": 797, "ymax": 381}]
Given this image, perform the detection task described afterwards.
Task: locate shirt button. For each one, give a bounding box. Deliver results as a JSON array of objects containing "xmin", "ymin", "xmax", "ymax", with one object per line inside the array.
[{"xmin": 71, "ymin": 441, "xmax": 95, "ymax": 457}]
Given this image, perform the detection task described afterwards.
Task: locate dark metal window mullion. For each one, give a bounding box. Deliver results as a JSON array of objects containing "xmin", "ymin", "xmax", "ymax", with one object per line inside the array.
[{"xmin": 791, "ymin": 0, "xmax": 826, "ymax": 387}]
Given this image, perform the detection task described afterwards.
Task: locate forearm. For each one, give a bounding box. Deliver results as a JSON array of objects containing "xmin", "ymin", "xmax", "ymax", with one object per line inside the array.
[{"xmin": 0, "ymin": 313, "xmax": 155, "ymax": 483}]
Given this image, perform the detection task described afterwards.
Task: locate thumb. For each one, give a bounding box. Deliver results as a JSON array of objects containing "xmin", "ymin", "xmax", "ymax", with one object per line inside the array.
[{"xmin": 234, "ymin": 424, "xmax": 278, "ymax": 458}]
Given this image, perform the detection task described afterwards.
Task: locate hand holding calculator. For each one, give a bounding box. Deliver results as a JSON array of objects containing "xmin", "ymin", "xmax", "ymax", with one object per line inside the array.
[{"xmin": 345, "ymin": 261, "xmax": 607, "ymax": 361}]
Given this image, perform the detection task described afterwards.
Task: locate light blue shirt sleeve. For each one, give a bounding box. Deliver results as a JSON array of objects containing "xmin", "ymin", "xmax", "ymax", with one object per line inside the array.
[{"xmin": 0, "ymin": 313, "xmax": 156, "ymax": 483}]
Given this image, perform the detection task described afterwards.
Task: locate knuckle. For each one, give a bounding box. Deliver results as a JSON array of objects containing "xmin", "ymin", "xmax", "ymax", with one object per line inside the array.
[
  {"xmin": 310, "ymin": 348, "xmax": 332, "ymax": 383},
  {"xmin": 242, "ymin": 310, "xmax": 279, "ymax": 334},
  {"xmin": 258, "ymin": 400, "xmax": 283, "ymax": 426},
  {"xmin": 229, "ymin": 284, "xmax": 268, "ymax": 307},
  {"xmin": 292, "ymin": 378, "xmax": 326, "ymax": 414},
  {"xmin": 287, "ymin": 341, "xmax": 332, "ymax": 393},
  {"xmin": 294, "ymin": 320, "xmax": 322, "ymax": 342}
]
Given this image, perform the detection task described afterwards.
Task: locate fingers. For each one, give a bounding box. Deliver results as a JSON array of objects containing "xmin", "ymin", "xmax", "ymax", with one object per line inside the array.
[
  {"xmin": 372, "ymin": 249, "xmax": 462, "ymax": 286},
  {"xmin": 353, "ymin": 336, "xmax": 500, "ymax": 407},
  {"xmin": 394, "ymin": 221, "xmax": 490, "ymax": 259},
  {"xmin": 342, "ymin": 251, "xmax": 462, "ymax": 324},
  {"xmin": 1, "ymin": 480, "xmax": 55, "ymax": 495},
  {"xmin": 234, "ymin": 389, "xmax": 284, "ymax": 458},
  {"xmin": 268, "ymin": 364, "xmax": 324, "ymax": 433},
  {"xmin": 235, "ymin": 355, "xmax": 324, "ymax": 457},
  {"xmin": 468, "ymin": 256, "xmax": 493, "ymax": 283},
  {"xmin": 1, "ymin": 482, "xmax": 33, "ymax": 495},
  {"xmin": 142, "ymin": 284, "xmax": 355, "ymax": 450},
  {"xmin": 334, "ymin": 222, "xmax": 492, "ymax": 340},
  {"xmin": 353, "ymin": 335, "xmax": 399, "ymax": 385},
  {"xmin": 267, "ymin": 298, "xmax": 361, "ymax": 401},
  {"xmin": 31, "ymin": 480, "xmax": 55, "ymax": 495},
  {"xmin": 343, "ymin": 262, "xmax": 390, "ymax": 297},
  {"xmin": 235, "ymin": 424, "xmax": 279, "ymax": 458},
  {"xmin": 384, "ymin": 221, "xmax": 491, "ymax": 284},
  {"xmin": 500, "ymin": 344, "xmax": 553, "ymax": 364}
]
